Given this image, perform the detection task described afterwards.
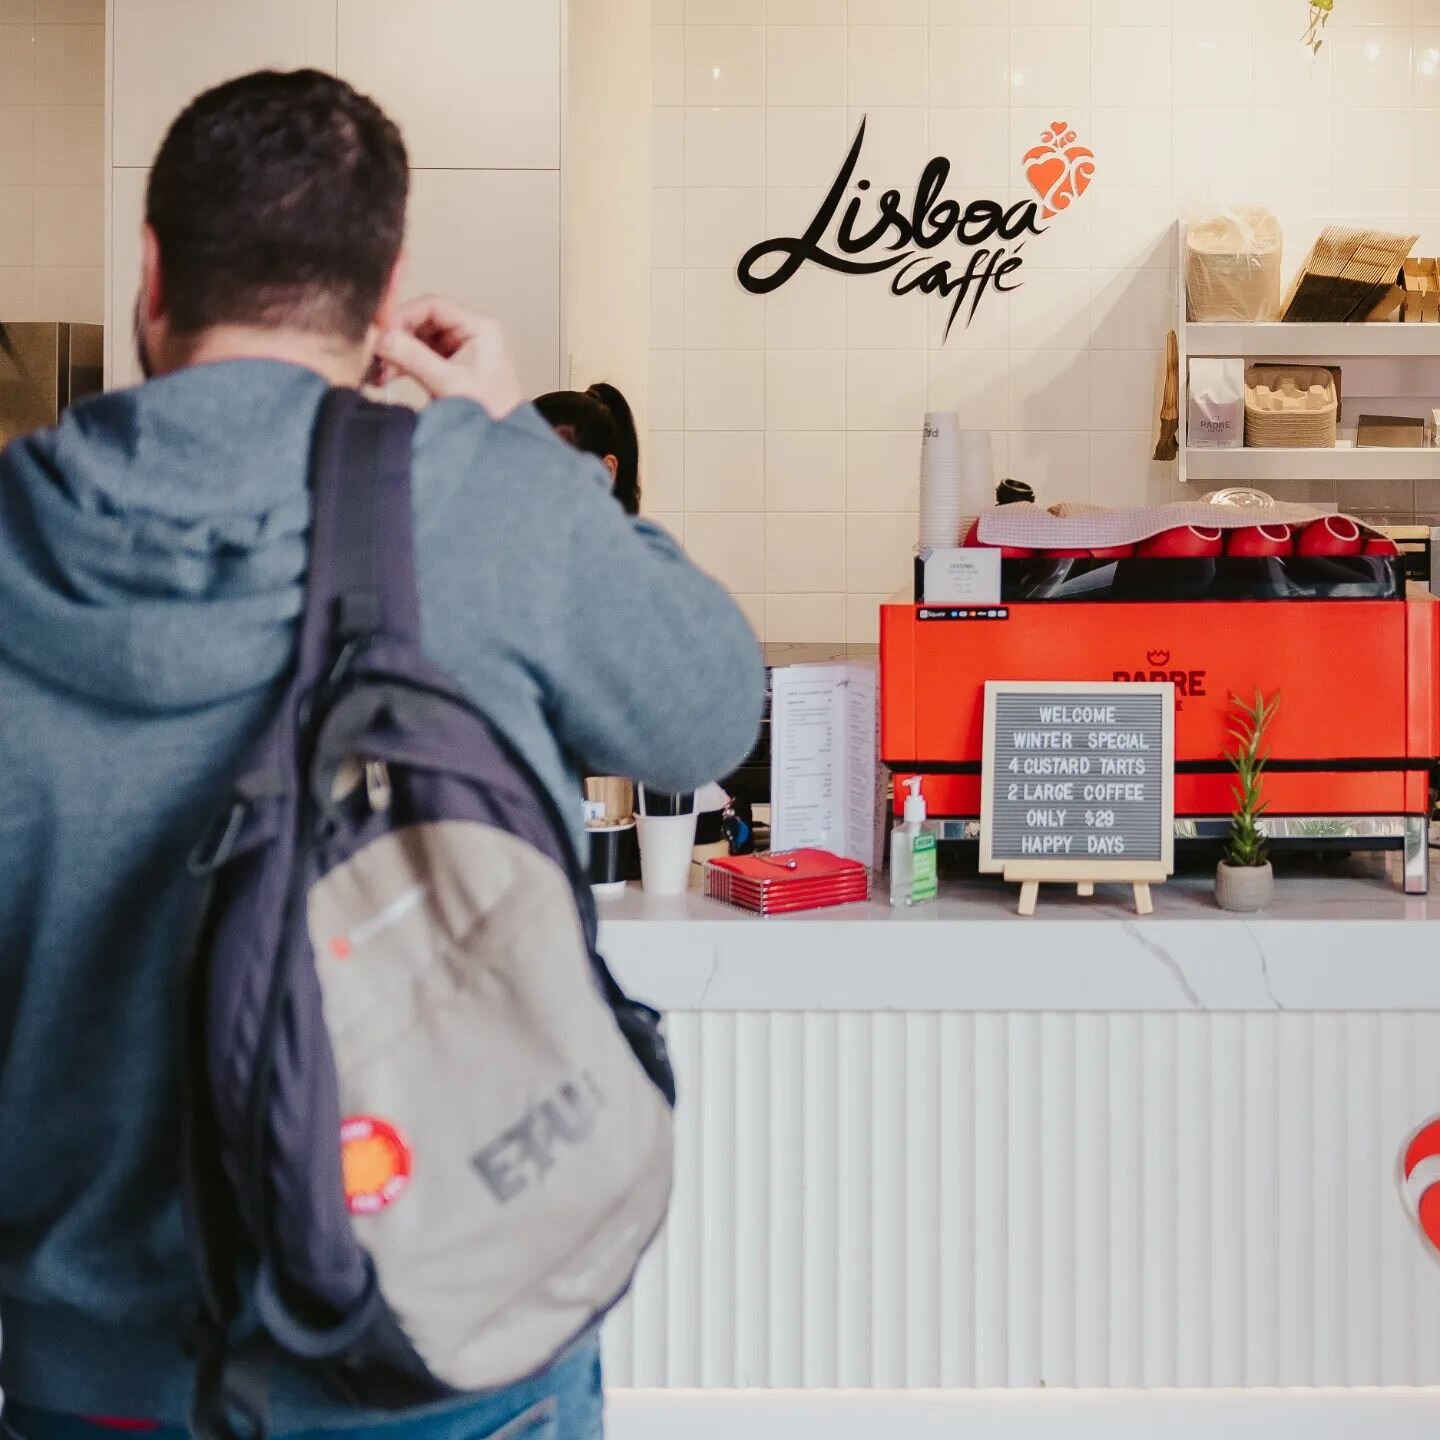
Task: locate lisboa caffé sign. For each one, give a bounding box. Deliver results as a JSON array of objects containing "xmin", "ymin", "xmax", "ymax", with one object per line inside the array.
[{"xmin": 737, "ymin": 117, "xmax": 1096, "ymax": 341}]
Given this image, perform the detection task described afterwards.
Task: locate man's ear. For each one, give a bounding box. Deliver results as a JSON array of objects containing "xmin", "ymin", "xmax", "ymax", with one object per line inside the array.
[
  {"xmin": 602, "ymin": 454, "xmax": 620, "ymax": 482},
  {"xmin": 141, "ymin": 224, "xmax": 165, "ymax": 324}
]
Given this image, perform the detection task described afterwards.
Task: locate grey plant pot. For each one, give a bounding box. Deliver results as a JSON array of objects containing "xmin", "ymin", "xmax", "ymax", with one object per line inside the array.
[{"xmin": 1215, "ymin": 860, "xmax": 1274, "ymax": 913}]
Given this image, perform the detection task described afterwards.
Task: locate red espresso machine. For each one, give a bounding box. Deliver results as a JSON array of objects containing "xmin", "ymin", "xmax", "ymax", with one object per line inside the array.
[{"xmin": 881, "ymin": 547, "xmax": 1440, "ymax": 893}]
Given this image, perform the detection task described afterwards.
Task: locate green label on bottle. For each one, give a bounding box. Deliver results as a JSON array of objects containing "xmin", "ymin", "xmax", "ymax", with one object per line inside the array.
[{"xmin": 912, "ymin": 833, "xmax": 938, "ymax": 902}]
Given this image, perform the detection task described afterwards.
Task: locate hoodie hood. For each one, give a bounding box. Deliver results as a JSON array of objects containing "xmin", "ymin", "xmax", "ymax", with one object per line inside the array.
[{"xmin": 0, "ymin": 360, "xmax": 331, "ymax": 713}]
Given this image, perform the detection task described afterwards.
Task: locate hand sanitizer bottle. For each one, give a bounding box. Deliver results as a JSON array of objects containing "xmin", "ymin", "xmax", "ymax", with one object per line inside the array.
[{"xmin": 890, "ymin": 777, "xmax": 938, "ymax": 907}]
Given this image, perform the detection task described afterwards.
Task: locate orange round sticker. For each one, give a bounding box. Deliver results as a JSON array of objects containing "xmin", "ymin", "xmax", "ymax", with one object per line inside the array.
[{"xmin": 341, "ymin": 1116, "xmax": 412, "ymax": 1216}]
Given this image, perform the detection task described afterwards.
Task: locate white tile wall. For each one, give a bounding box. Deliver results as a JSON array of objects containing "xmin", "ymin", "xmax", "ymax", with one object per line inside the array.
[
  {"xmin": 685, "ymin": 25, "xmax": 766, "ymax": 108},
  {"xmin": 33, "ymin": 105, "xmax": 102, "ymax": 186},
  {"xmin": 646, "ymin": 429, "xmax": 686, "ymax": 513},
  {"xmin": 0, "ymin": 107, "xmax": 33, "ymax": 186},
  {"xmin": 0, "ymin": 187, "xmax": 35, "ymax": 266},
  {"xmin": 650, "ymin": 6, "xmax": 1440, "ymax": 641},
  {"xmin": 402, "ymin": 169, "xmax": 562, "ymax": 396},
  {"xmin": 767, "ymin": 265, "xmax": 847, "ymax": 349},
  {"xmin": 0, "ymin": 13, "xmax": 101, "ymax": 323},
  {"xmin": 848, "ymin": 26, "xmax": 928, "ymax": 109},
  {"xmin": 686, "ymin": 429, "xmax": 764, "ymax": 511},
  {"xmin": 685, "ymin": 104, "xmax": 766, "ymax": 186},
  {"xmin": 766, "ymin": 430, "xmax": 845, "ymax": 510},
  {"xmin": 33, "ymin": 182, "xmax": 100, "ymax": 266},
  {"xmin": 684, "ymin": 266, "xmax": 765, "ymax": 349},
  {"xmin": 684, "ymin": 186, "xmax": 766, "ymax": 267},
  {"xmin": 767, "ymin": 511, "xmax": 844, "ymax": 591},
  {"xmin": 766, "ymin": 348, "xmax": 846, "ymax": 430},
  {"xmin": 685, "ymin": 349, "xmax": 765, "ymax": 430},
  {"xmin": 33, "ymin": 19, "xmax": 100, "ymax": 103},
  {"xmin": 767, "ymin": 26, "xmax": 846, "ymax": 106},
  {"xmin": 338, "ymin": 0, "xmax": 560, "ymax": 169},
  {"xmin": 0, "ymin": 23, "xmax": 34, "ymax": 100},
  {"xmin": 37, "ymin": 0, "xmax": 102, "ymax": 20},
  {"xmin": 111, "ymin": 1, "xmax": 337, "ymax": 168},
  {"xmin": 847, "ymin": 430, "xmax": 920, "ymax": 512}
]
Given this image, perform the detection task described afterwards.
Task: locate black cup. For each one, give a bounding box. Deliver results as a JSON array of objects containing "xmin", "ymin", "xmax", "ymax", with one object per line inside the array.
[{"xmin": 588, "ymin": 821, "xmax": 637, "ymax": 897}]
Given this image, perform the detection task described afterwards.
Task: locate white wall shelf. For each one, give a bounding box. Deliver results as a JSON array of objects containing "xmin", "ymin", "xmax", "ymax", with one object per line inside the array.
[
  {"xmin": 1187, "ymin": 323, "xmax": 1440, "ymax": 359},
  {"xmin": 1185, "ymin": 446, "xmax": 1440, "ymax": 483},
  {"xmin": 1177, "ymin": 226, "xmax": 1440, "ymax": 488}
]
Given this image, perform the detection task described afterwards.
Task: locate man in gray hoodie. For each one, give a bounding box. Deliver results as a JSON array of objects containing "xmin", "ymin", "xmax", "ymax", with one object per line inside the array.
[{"xmin": 0, "ymin": 70, "xmax": 762, "ymax": 1438}]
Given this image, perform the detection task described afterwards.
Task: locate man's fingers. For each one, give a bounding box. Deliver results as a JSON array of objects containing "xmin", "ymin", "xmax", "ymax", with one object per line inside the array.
[
  {"xmin": 391, "ymin": 294, "xmax": 478, "ymax": 344},
  {"xmin": 375, "ymin": 328, "xmax": 455, "ymax": 397}
]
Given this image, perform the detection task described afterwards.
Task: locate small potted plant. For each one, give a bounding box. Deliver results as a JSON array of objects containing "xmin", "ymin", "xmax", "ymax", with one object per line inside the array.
[{"xmin": 1217, "ymin": 689, "xmax": 1279, "ymax": 913}]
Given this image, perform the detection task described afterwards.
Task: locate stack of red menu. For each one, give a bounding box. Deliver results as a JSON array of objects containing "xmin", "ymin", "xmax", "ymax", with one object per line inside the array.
[{"xmin": 706, "ymin": 849, "xmax": 870, "ymax": 915}]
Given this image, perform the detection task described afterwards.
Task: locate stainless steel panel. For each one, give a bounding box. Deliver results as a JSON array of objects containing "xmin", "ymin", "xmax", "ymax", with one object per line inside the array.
[{"xmin": 0, "ymin": 321, "xmax": 105, "ymax": 446}]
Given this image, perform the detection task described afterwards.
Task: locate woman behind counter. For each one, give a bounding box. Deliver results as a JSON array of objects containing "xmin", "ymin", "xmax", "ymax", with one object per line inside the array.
[
  {"xmin": 536, "ymin": 382, "xmax": 747, "ymax": 875},
  {"xmin": 534, "ymin": 382, "xmax": 641, "ymax": 516}
]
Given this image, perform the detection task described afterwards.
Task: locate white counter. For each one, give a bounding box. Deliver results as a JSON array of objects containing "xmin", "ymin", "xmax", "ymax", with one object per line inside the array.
[
  {"xmin": 598, "ymin": 855, "xmax": 1440, "ymax": 1434},
  {"xmin": 600, "ymin": 856, "xmax": 1440, "ymax": 1014}
]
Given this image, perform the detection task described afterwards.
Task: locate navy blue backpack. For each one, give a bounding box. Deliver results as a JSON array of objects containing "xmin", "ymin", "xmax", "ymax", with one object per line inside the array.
[{"xmin": 183, "ymin": 389, "xmax": 675, "ymax": 1437}]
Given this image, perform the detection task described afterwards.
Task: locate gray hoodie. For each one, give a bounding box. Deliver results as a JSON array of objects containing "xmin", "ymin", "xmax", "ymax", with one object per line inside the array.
[{"xmin": 0, "ymin": 360, "xmax": 763, "ymax": 1424}]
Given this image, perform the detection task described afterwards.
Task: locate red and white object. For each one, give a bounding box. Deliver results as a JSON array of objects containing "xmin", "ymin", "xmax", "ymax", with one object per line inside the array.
[
  {"xmin": 962, "ymin": 519, "xmax": 1034, "ymax": 561},
  {"xmin": 973, "ymin": 500, "xmax": 1372, "ymax": 553},
  {"xmin": 1401, "ymin": 1116, "xmax": 1440, "ymax": 1255},
  {"xmin": 1137, "ymin": 525, "xmax": 1224, "ymax": 559},
  {"xmin": 1227, "ymin": 524, "xmax": 1294, "ymax": 557},
  {"xmin": 1298, "ymin": 515, "xmax": 1365, "ymax": 557},
  {"xmin": 1364, "ymin": 533, "xmax": 1401, "ymax": 557}
]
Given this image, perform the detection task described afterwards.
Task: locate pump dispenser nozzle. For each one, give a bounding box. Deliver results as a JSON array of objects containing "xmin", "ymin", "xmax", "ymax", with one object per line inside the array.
[{"xmin": 903, "ymin": 777, "xmax": 927, "ymax": 826}]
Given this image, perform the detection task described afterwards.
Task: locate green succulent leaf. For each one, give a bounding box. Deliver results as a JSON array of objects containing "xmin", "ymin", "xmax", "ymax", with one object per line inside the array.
[{"xmin": 1223, "ymin": 689, "xmax": 1280, "ymax": 869}]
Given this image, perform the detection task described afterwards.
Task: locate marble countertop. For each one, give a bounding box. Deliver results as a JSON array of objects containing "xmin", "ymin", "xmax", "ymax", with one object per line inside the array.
[{"xmin": 598, "ymin": 854, "xmax": 1440, "ymax": 1014}]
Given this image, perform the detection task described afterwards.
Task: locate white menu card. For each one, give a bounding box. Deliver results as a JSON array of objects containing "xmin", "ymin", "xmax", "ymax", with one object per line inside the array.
[{"xmin": 770, "ymin": 661, "xmax": 885, "ymax": 870}]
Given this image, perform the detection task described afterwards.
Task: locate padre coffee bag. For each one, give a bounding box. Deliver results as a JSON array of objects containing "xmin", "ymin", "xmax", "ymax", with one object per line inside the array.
[{"xmin": 1188, "ymin": 358, "xmax": 1244, "ymax": 450}]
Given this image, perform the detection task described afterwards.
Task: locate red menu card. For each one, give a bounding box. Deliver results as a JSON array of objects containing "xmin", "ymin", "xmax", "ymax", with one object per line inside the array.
[{"xmin": 706, "ymin": 850, "xmax": 870, "ymax": 915}]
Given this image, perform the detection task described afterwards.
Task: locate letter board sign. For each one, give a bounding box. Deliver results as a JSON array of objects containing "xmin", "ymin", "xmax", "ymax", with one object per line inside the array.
[{"xmin": 980, "ymin": 681, "xmax": 1175, "ymax": 914}]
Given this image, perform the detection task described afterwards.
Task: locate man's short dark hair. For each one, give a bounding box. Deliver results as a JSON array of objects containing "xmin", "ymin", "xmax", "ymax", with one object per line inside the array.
[{"xmin": 145, "ymin": 70, "xmax": 409, "ymax": 343}]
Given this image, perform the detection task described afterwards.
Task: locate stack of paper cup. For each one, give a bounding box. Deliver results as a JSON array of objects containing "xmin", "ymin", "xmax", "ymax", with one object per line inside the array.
[{"xmin": 919, "ymin": 413, "xmax": 993, "ymax": 549}]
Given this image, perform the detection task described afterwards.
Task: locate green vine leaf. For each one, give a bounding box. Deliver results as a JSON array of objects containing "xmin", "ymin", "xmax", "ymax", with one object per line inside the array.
[{"xmin": 1305, "ymin": 1, "xmax": 1334, "ymax": 54}]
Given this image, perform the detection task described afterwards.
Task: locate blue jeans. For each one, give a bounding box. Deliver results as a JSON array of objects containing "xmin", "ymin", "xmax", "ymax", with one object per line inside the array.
[{"xmin": 1, "ymin": 1338, "xmax": 603, "ymax": 1440}]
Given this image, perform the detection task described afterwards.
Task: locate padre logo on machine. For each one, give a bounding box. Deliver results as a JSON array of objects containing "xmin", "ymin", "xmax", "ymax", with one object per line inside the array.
[
  {"xmin": 1112, "ymin": 650, "xmax": 1207, "ymax": 712},
  {"xmin": 737, "ymin": 117, "xmax": 1095, "ymax": 340}
]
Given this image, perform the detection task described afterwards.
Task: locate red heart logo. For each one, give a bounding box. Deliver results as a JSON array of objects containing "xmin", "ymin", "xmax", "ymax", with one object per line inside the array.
[
  {"xmin": 1023, "ymin": 120, "xmax": 1095, "ymax": 220},
  {"xmin": 1403, "ymin": 1116, "xmax": 1440, "ymax": 1256}
]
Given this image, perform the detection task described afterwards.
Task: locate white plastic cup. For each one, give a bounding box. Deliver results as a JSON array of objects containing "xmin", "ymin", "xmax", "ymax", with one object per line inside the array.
[
  {"xmin": 920, "ymin": 411, "xmax": 960, "ymax": 460},
  {"xmin": 637, "ymin": 813, "xmax": 699, "ymax": 897},
  {"xmin": 920, "ymin": 412, "xmax": 978, "ymax": 549}
]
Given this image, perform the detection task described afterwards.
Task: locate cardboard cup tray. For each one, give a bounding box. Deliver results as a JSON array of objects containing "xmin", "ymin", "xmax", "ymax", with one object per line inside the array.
[{"xmin": 1244, "ymin": 365, "xmax": 1338, "ymax": 449}]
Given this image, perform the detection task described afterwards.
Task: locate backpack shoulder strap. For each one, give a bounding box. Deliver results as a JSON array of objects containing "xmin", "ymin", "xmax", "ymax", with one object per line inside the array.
[{"xmin": 298, "ymin": 389, "xmax": 421, "ymax": 683}]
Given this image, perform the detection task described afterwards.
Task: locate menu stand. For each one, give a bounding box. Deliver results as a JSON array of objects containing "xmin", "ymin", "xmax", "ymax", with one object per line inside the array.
[{"xmin": 1013, "ymin": 874, "xmax": 1154, "ymax": 917}]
